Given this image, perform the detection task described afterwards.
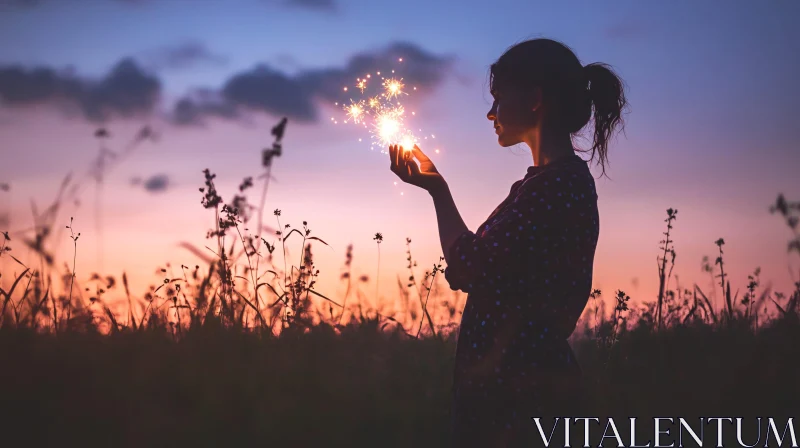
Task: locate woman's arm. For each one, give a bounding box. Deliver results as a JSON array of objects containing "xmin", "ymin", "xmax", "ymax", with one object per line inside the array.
[
  {"xmin": 440, "ymin": 166, "xmax": 597, "ymax": 295},
  {"xmin": 429, "ymin": 182, "xmax": 469, "ymax": 267}
]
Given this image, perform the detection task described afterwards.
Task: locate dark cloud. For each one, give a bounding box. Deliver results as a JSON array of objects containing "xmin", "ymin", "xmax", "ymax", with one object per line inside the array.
[
  {"xmin": 303, "ymin": 41, "xmax": 454, "ymax": 100},
  {"xmin": 131, "ymin": 174, "xmax": 170, "ymax": 193},
  {"xmin": 0, "ymin": 0, "xmax": 43, "ymax": 7},
  {"xmin": 171, "ymin": 88, "xmax": 239, "ymax": 127},
  {"xmin": 2, "ymin": 0, "xmax": 147, "ymax": 8},
  {"xmin": 221, "ymin": 65, "xmax": 318, "ymax": 122},
  {"xmin": 81, "ymin": 59, "xmax": 161, "ymax": 121},
  {"xmin": 0, "ymin": 58, "xmax": 160, "ymax": 122},
  {"xmin": 144, "ymin": 174, "xmax": 169, "ymax": 192},
  {"xmin": 6, "ymin": 0, "xmax": 329, "ymax": 10},
  {"xmin": 282, "ymin": 0, "xmax": 336, "ymax": 11},
  {"xmin": 172, "ymin": 41, "xmax": 454, "ymax": 125},
  {"xmin": 142, "ymin": 42, "xmax": 228, "ymax": 71},
  {"xmin": 0, "ymin": 41, "xmax": 453, "ymax": 127}
]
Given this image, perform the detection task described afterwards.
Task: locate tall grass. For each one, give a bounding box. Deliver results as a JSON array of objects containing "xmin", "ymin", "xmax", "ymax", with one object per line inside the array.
[{"xmin": 1, "ymin": 120, "xmax": 798, "ymax": 446}]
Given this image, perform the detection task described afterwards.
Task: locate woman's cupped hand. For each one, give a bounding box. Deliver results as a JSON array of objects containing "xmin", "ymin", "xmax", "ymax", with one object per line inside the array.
[{"xmin": 388, "ymin": 144, "xmax": 446, "ymax": 194}]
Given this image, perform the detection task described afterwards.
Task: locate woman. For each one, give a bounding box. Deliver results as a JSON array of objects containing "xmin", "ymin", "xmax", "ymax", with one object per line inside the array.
[{"xmin": 389, "ymin": 38, "xmax": 628, "ymax": 447}]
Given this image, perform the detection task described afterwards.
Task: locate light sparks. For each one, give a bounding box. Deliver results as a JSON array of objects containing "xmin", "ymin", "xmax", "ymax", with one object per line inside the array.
[
  {"xmin": 344, "ymin": 100, "xmax": 365, "ymax": 124},
  {"xmin": 368, "ymin": 97, "xmax": 380, "ymax": 109},
  {"xmin": 335, "ymin": 62, "xmax": 441, "ymax": 161},
  {"xmin": 383, "ymin": 78, "xmax": 405, "ymax": 100}
]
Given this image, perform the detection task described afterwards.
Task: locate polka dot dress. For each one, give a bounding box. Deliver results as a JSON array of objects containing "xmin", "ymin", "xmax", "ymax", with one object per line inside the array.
[{"xmin": 444, "ymin": 153, "xmax": 599, "ymax": 447}]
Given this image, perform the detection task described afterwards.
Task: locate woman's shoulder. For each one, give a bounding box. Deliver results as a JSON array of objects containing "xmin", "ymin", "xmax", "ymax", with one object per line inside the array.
[{"xmin": 517, "ymin": 155, "xmax": 596, "ymax": 196}]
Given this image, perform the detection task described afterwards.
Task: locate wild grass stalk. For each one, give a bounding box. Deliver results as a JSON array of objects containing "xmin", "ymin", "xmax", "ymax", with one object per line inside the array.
[
  {"xmin": 656, "ymin": 208, "xmax": 677, "ymax": 330},
  {"xmin": 714, "ymin": 237, "xmax": 732, "ymax": 321},
  {"xmin": 374, "ymin": 232, "xmax": 382, "ymax": 310},
  {"xmin": 66, "ymin": 217, "xmax": 79, "ymax": 326},
  {"xmin": 415, "ymin": 258, "xmax": 444, "ymax": 338}
]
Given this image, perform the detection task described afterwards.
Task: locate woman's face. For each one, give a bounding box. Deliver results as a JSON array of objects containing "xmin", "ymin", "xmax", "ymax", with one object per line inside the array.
[{"xmin": 486, "ymin": 84, "xmax": 541, "ymax": 147}]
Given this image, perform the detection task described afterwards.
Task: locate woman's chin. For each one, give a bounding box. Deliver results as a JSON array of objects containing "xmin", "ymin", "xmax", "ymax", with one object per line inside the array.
[{"xmin": 497, "ymin": 135, "xmax": 514, "ymax": 147}]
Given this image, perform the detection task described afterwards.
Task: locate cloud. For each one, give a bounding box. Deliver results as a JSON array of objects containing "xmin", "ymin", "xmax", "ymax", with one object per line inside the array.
[
  {"xmin": 131, "ymin": 174, "xmax": 170, "ymax": 193},
  {"xmin": 140, "ymin": 42, "xmax": 228, "ymax": 71},
  {"xmin": 0, "ymin": 41, "xmax": 454, "ymax": 126},
  {"xmin": 2, "ymin": 0, "xmax": 147, "ymax": 8},
  {"xmin": 221, "ymin": 65, "xmax": 318, "ymax": 122},
  {"xmin": 0, "ymin": 58, "xmax": 160, "ymax": 122},
  {"xmin": 6, "ymin": 0, "xmax": 332, "ymax": 10},
  {"xmin": 172, "ymin": 41, "xmax": 455, "ymax": 125},
  {"xmin": 282, "ymin": 0, "xmax": 336, "ymax": 11},
  {"xmin": 0, "ymin": 0, "xmax": 45, "ymax": 7},
  {"xmin": 171, "ymin": 88, "xmax": 240, "ymax": 126},
  {"xmin": 258, "ymin": 0, "xmax": 336, "ymax": 13}
]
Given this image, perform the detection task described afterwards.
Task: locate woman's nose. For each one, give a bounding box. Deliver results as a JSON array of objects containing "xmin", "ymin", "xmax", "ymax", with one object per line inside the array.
[{"xmin": 487, "ymin": 107, "xmax": 496, "ymax": 121}]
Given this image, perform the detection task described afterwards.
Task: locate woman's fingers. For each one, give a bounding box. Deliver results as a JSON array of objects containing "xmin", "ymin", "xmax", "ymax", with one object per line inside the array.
[
  {"xmin": 390, "ymin": 144, "xmax": 425, "ymax": 186},
  {"xmin": 397, "ymin": 145, "xmax": 405, "ymax": 168},
  {"xmin": 389, "ymin": 144, "xmax": 397, "ymax": 170},
  {"xmin": 407, "ymin": 157, "xmax": 421, "ymax": 177},
  {"xmin": 390, "ymin": 145, "xmax": 407, "ymax": 181},
  {"xmin": 400, "ymin": 145, "xmax": 410, "ymax": 165},
  {"xmin": 411, "ymin": 145, "xmax": 430, "ymax": 162},
  {"xmin": 390, "ymin": 144, "xmax": 405, "ymax": 177}
]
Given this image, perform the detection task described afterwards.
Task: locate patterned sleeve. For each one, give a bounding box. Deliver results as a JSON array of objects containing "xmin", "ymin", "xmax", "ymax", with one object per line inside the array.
[{"xmin": 443, "ymin": 166, "xmax": 596, "ymax": 295}]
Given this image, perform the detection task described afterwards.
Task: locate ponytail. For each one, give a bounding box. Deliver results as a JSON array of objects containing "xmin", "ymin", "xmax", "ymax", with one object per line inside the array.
[{"xmin": 583, "ymin": 63, "xmax": 628, "ymax": 178}]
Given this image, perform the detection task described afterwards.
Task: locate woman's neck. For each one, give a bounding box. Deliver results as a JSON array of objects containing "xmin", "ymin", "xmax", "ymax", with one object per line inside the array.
[{"xmin": 525, "ymin": 128, "xmax": 574, "ymax": 167}]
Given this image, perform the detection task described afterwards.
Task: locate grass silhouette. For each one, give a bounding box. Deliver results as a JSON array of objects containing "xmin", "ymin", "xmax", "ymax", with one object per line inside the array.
[{"xmin": 1, "ymin": 119, "xmax": 799, "ymax": 446}]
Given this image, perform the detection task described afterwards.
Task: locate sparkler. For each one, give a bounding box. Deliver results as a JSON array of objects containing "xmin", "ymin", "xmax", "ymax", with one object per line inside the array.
[{"xmin": 334, "ymin": 59, "xmax": 438, "ymax": 155}]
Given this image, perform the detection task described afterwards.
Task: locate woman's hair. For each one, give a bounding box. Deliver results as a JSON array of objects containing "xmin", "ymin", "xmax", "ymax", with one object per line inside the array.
[{"xmin": 489, "ymin": 38, "xmax": 629, "ymax": 177}]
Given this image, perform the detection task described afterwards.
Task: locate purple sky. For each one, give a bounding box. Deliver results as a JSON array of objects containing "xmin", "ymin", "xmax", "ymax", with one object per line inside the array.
[{"xmin": 1, "ymin": 0, "xmax": 799, "ymax": 318}]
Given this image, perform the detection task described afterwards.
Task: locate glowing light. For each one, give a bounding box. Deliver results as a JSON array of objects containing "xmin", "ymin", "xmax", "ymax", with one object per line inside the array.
[
  {"xmin": 335, "ymin": 65, "xmax": 439, "ymax": 153},
  {"xmin": 374, "ymin": 108, "xmax": 403, "ymax": 146},
  {"xmin": 368, "ymin": 97, "xmax": 380, "ymax": 109},
  {"xmin": 383, "ymin": 78, "xmax": 404, "ymax": 100},
  {"xmin": 344, "ymin": 100, "xmax": 365, "ymax": 124},
  {"xmin": 399, "ymin": 134, "xmax": 416, "ymax": 152}
]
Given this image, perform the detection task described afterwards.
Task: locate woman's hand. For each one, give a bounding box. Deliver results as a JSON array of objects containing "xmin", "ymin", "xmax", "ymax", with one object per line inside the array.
[{"xmin": 388, "ymin": 144, "xmax": 446, "ymax": 193}]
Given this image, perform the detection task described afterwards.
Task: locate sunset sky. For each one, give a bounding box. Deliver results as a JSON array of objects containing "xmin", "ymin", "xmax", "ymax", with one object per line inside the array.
[{"xmin": 1, "ymin": 0, "xmax": 798, "ymax": 320}]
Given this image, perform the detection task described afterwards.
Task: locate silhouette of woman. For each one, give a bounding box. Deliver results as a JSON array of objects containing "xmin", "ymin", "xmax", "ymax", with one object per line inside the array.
[{"xmin": 388, "ymin": 38, "xmax": 628, "ymax": 447}]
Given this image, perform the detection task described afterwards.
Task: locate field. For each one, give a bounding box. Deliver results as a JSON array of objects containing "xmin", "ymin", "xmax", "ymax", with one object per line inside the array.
[{"xmin": 1, "ymin": 122, "xmax": 799, "ymax": 447}]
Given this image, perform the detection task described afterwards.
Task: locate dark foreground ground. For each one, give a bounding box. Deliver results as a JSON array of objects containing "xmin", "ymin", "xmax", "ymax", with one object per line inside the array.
[{"xmin": 1, "ymin": 312, "xmax": 798, "ymax": 448}]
